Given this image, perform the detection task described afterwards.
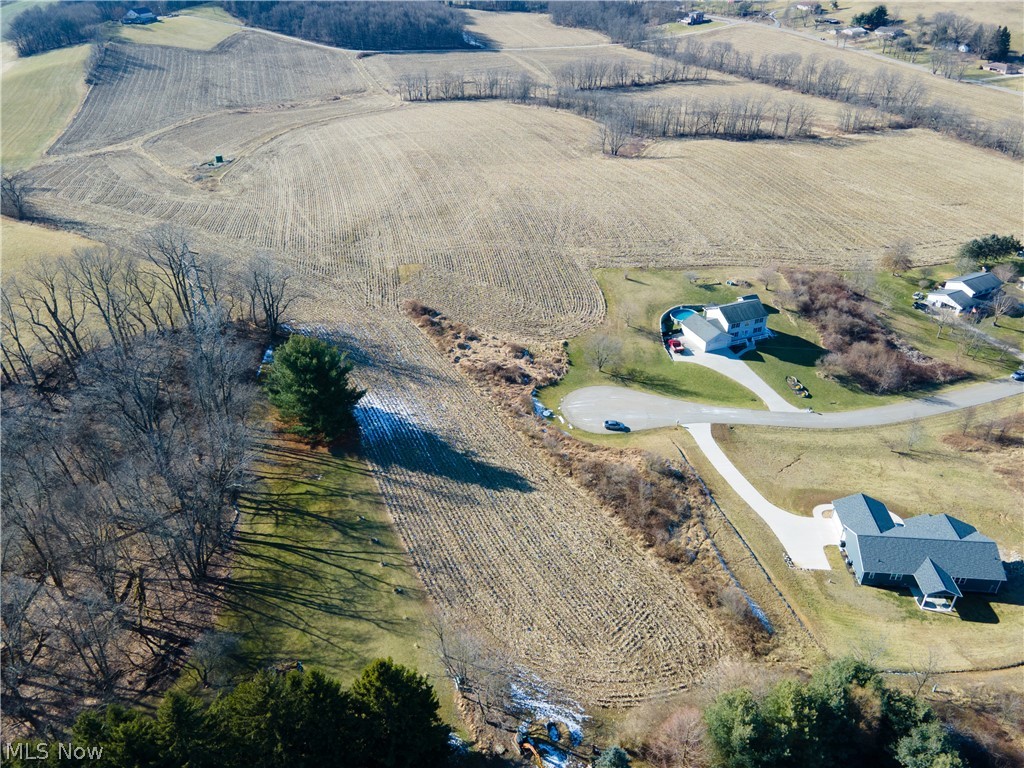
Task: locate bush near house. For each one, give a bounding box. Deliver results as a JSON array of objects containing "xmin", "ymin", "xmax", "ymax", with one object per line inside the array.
[{"xmin": 785, "ymin": 270, "xmax": 965, "ymax": 394}]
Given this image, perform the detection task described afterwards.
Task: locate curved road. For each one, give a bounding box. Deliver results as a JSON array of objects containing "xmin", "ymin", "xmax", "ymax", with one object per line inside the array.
[{"xmin": 562, "ymin": 380, "xmax": 1024, "ymax": 433}]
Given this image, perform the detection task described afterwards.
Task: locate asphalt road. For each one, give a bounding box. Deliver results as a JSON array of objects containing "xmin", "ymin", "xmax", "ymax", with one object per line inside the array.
[{"xmin": 561, "ymin": 379, "xmax": 1024, "ymax": 433}]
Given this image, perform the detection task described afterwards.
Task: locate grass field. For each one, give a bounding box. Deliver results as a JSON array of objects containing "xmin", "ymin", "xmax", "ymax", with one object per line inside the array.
[
  {"xmin": 114, "ymin": 14, "xmax": 239, "ymax": 50},
  {"xmin": 1, "ymin": 216, "xmax": 101, "ymax": 274},
  {"xmin": 465, "ymin": 9, "xmax": 610, "ymax": 48},
  {"xmin": 0, "ymin": 43, "xmax": 88, "ymax": 167},
  {"xmin": 0, "ymin": 0, "xmax": 50, "ymax": 38},
  {"xmin": 219, "ymin": 430, "xmax": 457, "ymax": 721},
  {"xmin": 659, "ymin": 421, "xmax": 1024, "ymax": 672}
]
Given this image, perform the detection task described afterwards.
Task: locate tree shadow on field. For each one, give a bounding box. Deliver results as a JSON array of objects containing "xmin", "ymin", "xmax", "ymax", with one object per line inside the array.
[{"xmin": 354, "ymin": 406, "xmax": 534, "ymax": 493}]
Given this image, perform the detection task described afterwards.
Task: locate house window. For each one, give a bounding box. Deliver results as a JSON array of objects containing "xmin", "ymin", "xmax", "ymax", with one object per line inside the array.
[{"xmin": 889, "ymin": 573, "xmax": 900, "ymax": 581}]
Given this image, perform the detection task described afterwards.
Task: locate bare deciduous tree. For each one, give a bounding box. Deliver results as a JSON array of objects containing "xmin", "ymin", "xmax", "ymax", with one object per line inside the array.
[
  {"xmin": 1, "ymin": 170, "xmax": 31, "ymax": 220},
  {"xmin": 245, "ymin": 253, "xmax": 297, "ymax": 338},
  {"xmin": 756, "ymin": 263, "xmax": 779, "ymax": 291},
  {"xmin": 589, "ymin": 334, "xmax": 623, "ymax": 372},
  {"xmin": 881, "ymin": 238, "xmax": 915, "ymax": 275},
  {"xmin": 988, "ymin": 291, "xmax": 1016, "ymax": 328}
]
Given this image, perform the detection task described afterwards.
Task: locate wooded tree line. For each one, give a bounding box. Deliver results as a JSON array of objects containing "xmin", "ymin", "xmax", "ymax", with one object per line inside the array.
[
  {"xmin": 3, "ymin": 660, "xmax": 452, "ymax": 768},
  {"xmin": 221, "ymin": 1, "xmax": 471, "ymax": 51},
  {"xmin": 6, "ymin": 2, "xmax": 204, "ymax": 57},
  {"xmin": 654, "ymin": 38, "xmax": 1023, "ymax": 157},
  {"xmin": 547, "ymin": 1, "xmax": 667, "ymax": 47},
  {"xmin": 1, "ymin": 229, "xmax": 297, "ymax": 735}
]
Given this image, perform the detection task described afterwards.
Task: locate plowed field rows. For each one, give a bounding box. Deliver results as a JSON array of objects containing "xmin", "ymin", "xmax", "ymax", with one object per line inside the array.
[
  {"xmin": 312, "ymin": 317, "xmax": 730, "ymax": 705},
  {"xmin": 701, "ymin": 24, "xmax": 1023, "ymax": 125},
  {"xmin": 50, "ymin": 32, "xmax": 365, "ymax": 153},
  {"xmin": 31, "ymin": 99, "xmax": 1021, "ymax": 340}
]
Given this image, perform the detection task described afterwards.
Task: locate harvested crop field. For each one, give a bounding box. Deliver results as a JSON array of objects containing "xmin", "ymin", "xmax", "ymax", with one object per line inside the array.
[
  {"xmin": 465, "ymin": 9, "xmax": 612, "ymax": 49},
  {"xmin": 15, "ymin": 12, "xmax": 1024, "ymax": 707},
  {"xmin": 701, "ymin": 24, "xmax": 1023, "ymax": 124},
  {"xmin": 325, "ymin": 317, "xmax": 732, "ymax": 706},
  {"xmin": 50, "ymin": 32, "xmax": 366, "ymax": 153},
  {"xmin": 30, "ymin": 98, "xmax": 1022, "ymax": 340}
]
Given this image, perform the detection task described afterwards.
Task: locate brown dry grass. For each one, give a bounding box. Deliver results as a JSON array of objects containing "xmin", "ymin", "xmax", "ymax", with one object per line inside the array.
[
  {"xmin": 464, "ymin": 9, "xmax": 612, "ymax": 49},
  {"xmin": 701, "ymin": 23, "xmax": 1023, "ymax": 124}
]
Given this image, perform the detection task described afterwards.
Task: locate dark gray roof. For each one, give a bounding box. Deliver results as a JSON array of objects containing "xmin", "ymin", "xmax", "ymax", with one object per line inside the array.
[
  {"xmin": 710, "ymin": 297, "xmax": 768, "ymax": 325},
  {"xmin": 834, "ymin": 493, "xmax": 897, "ymax": 535},
  {"xmin": 914, "ymin": 558, "xmax": 961, "ymax": 597},
  {"xmin": 857, "ymin": 534, "xmax": 1005, "ymax": 583},
  {"xmin": 928, "ymin": 289, "xmax": 977, "ymax": 309},
  {"xmin": 680, "ymin": 313, "xmax": 730, "ymax": 343},
  {"xmin": 947, "ymin": 271, "xmax": 1002, "ymax": 295}
]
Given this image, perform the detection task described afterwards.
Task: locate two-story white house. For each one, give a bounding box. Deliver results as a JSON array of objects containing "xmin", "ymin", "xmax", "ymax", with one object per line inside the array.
[
  {"xmin": 926, "ymin": 270, "xmax": 1002, "ymax": 315},
  {"xmin": 674, "ymin": 295, "xmax": 771, "ymax": 353}
]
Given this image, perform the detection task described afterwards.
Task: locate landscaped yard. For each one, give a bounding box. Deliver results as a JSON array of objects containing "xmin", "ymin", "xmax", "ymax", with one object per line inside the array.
[
  {"xmin": 538, "ymin": 268, "xmax": 767, "ymax": 411},
  {"xmin": 644, "ymin": 420, "xmax": 1024, "ymax": 673},
  {"xmin": 541, "ymin": 265, "xmax": 1019, "ymax": 416},
  {"xmin": 217, "ymin": 428, "xmax": 455, "ymax": 720}
]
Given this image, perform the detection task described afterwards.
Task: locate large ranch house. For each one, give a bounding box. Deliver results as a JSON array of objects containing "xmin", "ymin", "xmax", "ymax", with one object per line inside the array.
[
  {"xmin": 832, "ymin": 494, "xmax": 1006, "ymax": 613},
  {"xmin": 666, "ymin": 295, "xmax": 772, "ymax": 354},
  {"xmin": 925, "ymin": 270, "xmax": 1003, "ymax": 315}
]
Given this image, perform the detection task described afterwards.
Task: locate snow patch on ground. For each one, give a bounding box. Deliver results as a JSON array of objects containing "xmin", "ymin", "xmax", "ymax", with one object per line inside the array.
[{"xmin": 512, "ymin": 674, "xmax": 588, "ymax": 767}]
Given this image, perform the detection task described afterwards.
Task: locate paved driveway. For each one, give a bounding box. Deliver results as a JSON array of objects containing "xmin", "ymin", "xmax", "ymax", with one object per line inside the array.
[
  {"xmin": 561, "ymin": 380, "xmax": 1024, "ymax": 433},
  {"xmin": 685, "ymin": 424, "xmax": 837, "ymax": 569},
  {"xmin": 669, "ymin": 348, "xmax": 801, "ymax": 413}
]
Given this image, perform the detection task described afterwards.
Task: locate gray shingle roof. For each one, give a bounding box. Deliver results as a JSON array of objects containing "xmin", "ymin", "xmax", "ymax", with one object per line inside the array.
[
  {"xmin": 947, "ymin": 271, "xmax": 1002, "ymax": 295},
  {"xmin": 834, "ymin": 493, "xmax": 897, "ymax": 535},
  {"xmin": 857, "ymin": 535, "xmax": 1004, "ymax": 583},
  {"xmin": 710, "ymin": 297, "xmax": 768, "ymax": 325},
  {"xmin": 681, "ymin": 314, "xmax": 730, "ymax": 343},
  {"xmin": 914, "ymin": 558, "xmax": 962, "ymax": 597},
  {"xmin": 928, "ymin": 289, "xmax": 977, "ymax": 309}
]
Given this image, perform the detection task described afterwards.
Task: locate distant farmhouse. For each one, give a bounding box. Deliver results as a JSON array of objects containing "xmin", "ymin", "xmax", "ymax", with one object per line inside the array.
[
  {"xmin": 833, "ymin": 493, "xmax": 1006, "ymax": 613},
  {"xmin": 678, "ymin": 11, "xmax": 705, "ymax": 25},
  {"xmin": 122, "ymin": 7, "xmax": 157, "ymax": 24},
  {"xmin": 670, "ymin": 295, "xmax": 771, "ymax": 354},
  {"xmin": 926, "ymin": 270, "xmax": 1003, "ymax": 315},
  {"xmin": 873, "ymin": 26, "xmax": 906, "ymax": 39},
  {"xmin": 983, "ymin": 62, "xmax": 1022, "ymax": 75}
]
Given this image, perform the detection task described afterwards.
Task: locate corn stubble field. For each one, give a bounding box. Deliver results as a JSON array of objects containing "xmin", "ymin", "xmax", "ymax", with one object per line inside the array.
[{"xmin": 18, "ymin": 10, "xmax": 1024, "ymax": 704}]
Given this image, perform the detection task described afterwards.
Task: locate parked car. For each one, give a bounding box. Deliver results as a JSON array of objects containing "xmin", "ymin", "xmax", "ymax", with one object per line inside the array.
[
  {"xmin": 603, "ymin": 420, "xmax": 630, "ymax": 432},
  {"xmin": 912, "ymin": 301, "xmax": 929, "ymax": 311},
  {"xmin": 668, "ymin": 338, "xmax": 684, "ymax": 351},
  {"xmin": 912, "ymin": 292, "xmax": 925, "ymax": 300},
  {"xmin": 1012, "ymin": 370, "xmax": 1024, "ymax": 382}
]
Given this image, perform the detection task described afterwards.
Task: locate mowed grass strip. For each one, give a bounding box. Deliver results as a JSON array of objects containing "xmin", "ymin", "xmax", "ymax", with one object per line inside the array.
[
  {"xmin": 659, "ymin": 421, "xmax": 1024, "ymax": 673},
  {"xmin": 115, "ymin": 14, "xmax": 240, "ymax": 50},
  {"xmin": 1, "ymin": 216, "xmax": 102, "ymax": 274},
  {"xmin": 219, "ymin": 429, "xmax": 455, "ymax": 719},
  {"xmin": 0, "ymin": 43, "xmax": 88, "ymax": 167}
]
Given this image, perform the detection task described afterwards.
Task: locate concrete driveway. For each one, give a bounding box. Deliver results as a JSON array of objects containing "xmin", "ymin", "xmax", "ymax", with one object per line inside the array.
[
  {"xmin": 562, "ymin": 379, "xmax": 1024, "ymax": 433},
  {"xmin": 686, "ymin": 424, "xmax": 837, "ymax": 569},
  {"xmin": 669, "ymin": 348, "xmax": 801, "ymax": 413}
]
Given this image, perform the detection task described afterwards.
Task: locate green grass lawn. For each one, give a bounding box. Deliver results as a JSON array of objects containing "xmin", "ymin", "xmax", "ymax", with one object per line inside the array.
[
  {"xmin": 642, "ymin": 422, "xmax": 1024, "ymax": 673},
  {"xmin": 658, "ymin": 20, "xmax": 727, "ymax": 35},
  {"xmin": 870, "ymin": 268, "xmax": 1021, "ymax": 377},
  {"xmin": 539, "ymin": 268, "xmax": 767, "ymax": 411},
  {"xmin": 217, "ymin": 429, "xmax": 456, "ymax": 722},
  {"xmin": 0, "ymin": 43, "xmax": 89, "ymax": 168}
]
